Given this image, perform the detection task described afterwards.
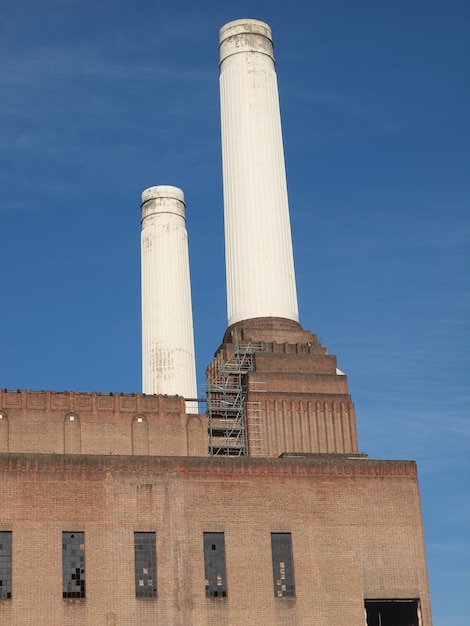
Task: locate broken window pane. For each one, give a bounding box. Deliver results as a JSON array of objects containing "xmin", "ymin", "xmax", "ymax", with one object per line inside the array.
[
  {"xmin": 203, "ymin": 532, "xmax": 227, "ymax": 598},
  {"xmin": 271, "ymin": 533, "xmax": 295, "ymax": 597},
  {"xmin": 134, "ymin": 532, "xmax": 157, "ymax": 598},
  {"xmin": 62, "ymin": 532, "xmax": 85, "ymax": 599},
  {"xmin": 0, "ymin": 531, "xmax": 12, "ymax": 600}
]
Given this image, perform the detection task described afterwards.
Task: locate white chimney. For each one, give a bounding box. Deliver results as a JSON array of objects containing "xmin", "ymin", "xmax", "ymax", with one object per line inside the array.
[
  {"xmin": 219, "ymin": 19, "xmax": 299, "ymax": 327},
  {"xmin": 140, "ymin": 185, "xmax": 198, "ymax": 412}
]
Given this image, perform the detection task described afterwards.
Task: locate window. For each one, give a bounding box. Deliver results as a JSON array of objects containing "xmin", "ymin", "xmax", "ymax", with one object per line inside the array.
[
  {"xmin": 134, "ymin": 532, "xmax": 157, "ymax": 598},
  {"xmin": 0, "ymin": 531, "xmax": 12, "ymax": 600},
  {"xmin": 365, "ymin": 599, "xmax": 420, "ymax": 626},
  {"xmin": 203, "ymin": 532, "xmax": 227, "ymax": 597},
  {"xmin": 62, "ymin": 532, "xmax": 85, "ymax": 599},
  {"xmin": 271, "ymin": 533, "xmax": 295, "ymax": 597}
]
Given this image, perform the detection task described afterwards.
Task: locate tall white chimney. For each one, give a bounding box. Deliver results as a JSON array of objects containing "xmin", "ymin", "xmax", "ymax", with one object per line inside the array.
[
  {"xmin": 219, "ymin": 19, "xmax": 299, "ymax": 327},
  {"xmin": 140, "ymin": 185, "xmax": 197, "ymax": 412}
]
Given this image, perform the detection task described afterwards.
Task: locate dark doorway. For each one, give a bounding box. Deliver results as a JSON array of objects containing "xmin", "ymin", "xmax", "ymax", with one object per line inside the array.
[{"xmin": 365, "ymin": 599, "xmax": 420, "ymax": 626}]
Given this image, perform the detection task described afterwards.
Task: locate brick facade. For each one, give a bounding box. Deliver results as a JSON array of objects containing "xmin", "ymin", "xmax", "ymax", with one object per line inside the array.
[
  {"xmin": 0, "ymin": 390, "xmax": 207, "ymax": 457},
  {"xmin": 207, "ymin": 318, "xmax": 358, "ymax": 456},
  {"xmin": 0, "ymin": 318, "xmax": 433, "ymax": 624},
  {"xmin": 0, "ymin": 453, "xmax": 431, "ymax": 626}
]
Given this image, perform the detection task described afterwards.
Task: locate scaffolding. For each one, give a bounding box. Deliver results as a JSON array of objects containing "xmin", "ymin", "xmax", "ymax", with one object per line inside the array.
[{"xmin": 206, "ymin": 341, "xmax": 266, "ymax": 456}]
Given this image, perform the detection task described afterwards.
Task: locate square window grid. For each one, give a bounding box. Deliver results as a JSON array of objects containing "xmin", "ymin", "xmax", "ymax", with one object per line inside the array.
[
  {"xmin": 62, "ymin": 532, "xmax": 85, "ymax": 599},
  {"xmin": 271, "ymin": 533, "xmax": 295, "ymax": 597},
  {"xmin": 203, "ymin": 532, "xmax": 227, "ymax": 598},
  {"xmin": 134, "ymin": 532, "xmax": 157, "ymax": 598},
  {"xmin": 0, "ymin": 532, "xmax": 12, "ymax": 600}
]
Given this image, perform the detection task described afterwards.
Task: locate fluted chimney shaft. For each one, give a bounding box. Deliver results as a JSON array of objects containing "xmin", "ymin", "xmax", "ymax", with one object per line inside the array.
[
  {"xmin": 140, "ymin": 186, "xmax": 197, "ymax": 412},
  {"xmin": 219, "ymin": 19, "xmax": 299, "ymax": 326}
]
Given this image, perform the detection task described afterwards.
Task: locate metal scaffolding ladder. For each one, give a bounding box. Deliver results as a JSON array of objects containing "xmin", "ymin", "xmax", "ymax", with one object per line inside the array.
[{"xmin": 206, "ymin": 341, "xmax": 265, "ymax": 456}]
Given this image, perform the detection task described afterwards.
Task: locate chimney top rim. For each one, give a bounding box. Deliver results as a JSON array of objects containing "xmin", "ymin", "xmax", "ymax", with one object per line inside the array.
[
  {"xmin": 219, "ymin": 19, "xmax": 272, "ymax": 45},
  {"xmin": 141, "ymin": 185, "xmax": 185, "ymax": 206}
]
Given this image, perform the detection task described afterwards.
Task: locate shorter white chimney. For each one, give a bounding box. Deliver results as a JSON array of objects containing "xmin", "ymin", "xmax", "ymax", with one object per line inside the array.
[{"xmin": 140, "ymin": 185, "xmax": 197, "ymax": 412}]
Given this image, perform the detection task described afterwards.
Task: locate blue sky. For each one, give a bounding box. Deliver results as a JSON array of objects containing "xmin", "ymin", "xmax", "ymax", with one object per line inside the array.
[{"xmin": 1, "ymin": 0, "xmax": 468, "ymax": 623}]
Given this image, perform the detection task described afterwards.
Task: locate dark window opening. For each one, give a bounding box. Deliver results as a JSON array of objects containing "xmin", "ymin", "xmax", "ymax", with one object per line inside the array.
[
  {"xmin": 203, "ymin": 532, "xmax": 227, "ymax": 598},
  {"xmin": 134, "ymin": 532, "xmax": 157, "ymax": 598},
  {"xmin": 62, "ymin": 532, "xmax": 85, "ymax": 599},
  {"xmin": 271, "ymin": 532, "xmax": 295, "ymax": 597},
  {"xmin": 365, "ymin": 599, "xmax": 420, "ymax": 626},
  {"xmin": 0, "ymin": 531, "xmax": 12, "ymax": 600}
]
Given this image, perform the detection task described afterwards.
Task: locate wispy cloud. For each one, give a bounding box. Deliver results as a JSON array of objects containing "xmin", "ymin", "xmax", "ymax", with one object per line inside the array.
[
  {"xmin": 358, "ymin": 397, "xmax": 470, "ymax": 474},
  {"xmin": 0, "ymin": 34, "xmax": 214, "ymax": 133},
  {"xmin": 0, "ymin": 47, "xmax": 212, "ymax": 86},
  {"xmin": 286, "ymin": 88, "xmax": 401, "ymax": 132},
  {"xmin": 428, "ymin": 540, "xmax": 470, "ymax": 557}
]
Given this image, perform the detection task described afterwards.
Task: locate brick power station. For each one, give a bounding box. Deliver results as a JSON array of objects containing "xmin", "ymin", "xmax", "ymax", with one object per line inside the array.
[{"xmin": 0, "ymin": 19, "xmax": 432, "ymax": 626}]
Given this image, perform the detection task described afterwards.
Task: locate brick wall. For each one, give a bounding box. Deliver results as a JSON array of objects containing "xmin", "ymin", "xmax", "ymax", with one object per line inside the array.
[
  {"xmin": 207, "ymin": 317, "xmax": 359, "ymax": 456},
  {"xmin": 0, "ymin": 453, "xmax": 432, "ymax": 625},
  {"xmin": 0, "ymin": 390, "xmax": 207, "ymax": 457}
]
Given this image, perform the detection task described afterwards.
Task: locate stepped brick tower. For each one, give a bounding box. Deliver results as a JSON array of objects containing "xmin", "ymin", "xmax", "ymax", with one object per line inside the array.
[{"xmin": 207, "ymin": 318, "xmax": 358, "ymax": 456}]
